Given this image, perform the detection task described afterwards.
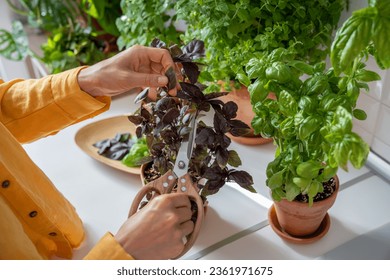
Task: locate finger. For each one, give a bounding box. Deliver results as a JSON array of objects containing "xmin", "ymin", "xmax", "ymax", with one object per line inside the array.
[
  {"xmin": 148, "ymin": 47, "xmax": 175, "ymax": 73},
  {"xmin": 175, "ymin": 206, "xmax": 193, "ymax": 223},
  {"xmin": 131, "ymin": 72, "xmax": 168, "ymax": 88},
  {"xmin": 170, "ymin": 193, "xmax": 192, "ymax": 209},
  {"xmin": 180, "ymin": 220, "xmax": 195, "ymax": 236}
]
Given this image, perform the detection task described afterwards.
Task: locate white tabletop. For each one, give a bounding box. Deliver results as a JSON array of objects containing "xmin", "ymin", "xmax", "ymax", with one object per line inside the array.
[{"xmin": 23, "ymin": 93, "xmax": 390, "ymax": 260}]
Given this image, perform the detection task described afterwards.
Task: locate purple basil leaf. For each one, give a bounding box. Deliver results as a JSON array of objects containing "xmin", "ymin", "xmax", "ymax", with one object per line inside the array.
[
  {"xmin": 162, "ymin": 107, "xmax": 180, "ymax": 124},
  {"xmin": 127, "ymin": 115, "xmax": 144, "ymax": 125},
  {"xmin": 93, "ymin": 138, "xmax": 109, "ymax": 148},
  {"xmin": 228, "ymin": 170, "xmax": 254, "ymax": 188},
  {"xmin": 214, "ymin": 111, "xmax": 229, "ymax": 134},
  {"xmin": 136, "ymin": 126, "xmax": 142, "ymax": 138},
  {"xmin": 165, "ymin": 67, "xmax": 177, "ymax": 91},
  {"xmin": 197, "ymin": 102, "xmax": 211, "ymax": 112},
  {"xmin": 140, "ymin": 106, "xmax": 152, "ymax": 120},
  {"xmin": 150, "ymin": 38, "xmax": 166, "ymax": 49},
  {"xmin": 169, "ymin": 44, "xmax": 183, "ymax": 57},
  {"xmin": 181, "ymin": 62, "xmax": 200, "ymax": 84},
  {"xmin": 195, "ymin": 127, "xmax": 215, "ymax": 146},
  {"xmin": 223, "ymin": 101, "xmax": 238, "ymax": 119},
  {"xmin": 156, "ymin": 96, "xmax": 176, "ymax": 111},
  {"xmin": 205, "ymin": 91, "xmax": 229, "ymax": 100},
  {"xmin": 216, "ymin": 147, "xmax": 229, "ymax": 168},
  {"xmin": 229, "ymin": 119, "xmax": 251, "ymax": 136},
  {"xmin": 218, "ymin": 134, "xmax": 231, "ymax": 149},
  {"xmin": 182, "ymin": 39, "xmax": 205, "ymax": 59},
  {"xmin": 205, "ymin": 180, "xmax": 225, "ymax": 191},
  {"xmin": 180, "ymin": 82, "xmax": 204, "ymax": 101}
]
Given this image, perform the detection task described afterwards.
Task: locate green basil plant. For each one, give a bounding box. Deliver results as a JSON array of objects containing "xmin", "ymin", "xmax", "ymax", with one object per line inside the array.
[{"xmin": 241, "ymin": 46, "xmax": 380, "ymax": 206}]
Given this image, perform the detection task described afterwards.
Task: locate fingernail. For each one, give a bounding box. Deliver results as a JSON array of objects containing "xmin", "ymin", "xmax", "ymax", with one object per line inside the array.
[{"xmin": 158, "ymin": 76, "xmax": 168, "ymax": 85}]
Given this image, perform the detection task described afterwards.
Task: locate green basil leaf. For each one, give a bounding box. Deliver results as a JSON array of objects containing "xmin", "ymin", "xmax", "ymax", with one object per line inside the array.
[
  {"xmin": 372, "ymin": 17, "xmax": 390, "ymax": 69},
  {"xmin": 331, "ymin": 8, "xmax": 375, "ymax": 74},
  {"xmin": 279, "ymin": 90, "xmax": 298, "ymax": 116},
  {"xmin": 288, "ymin": 60, "xmax": 314, "ymax": 75},
  {"xmin": 265, "ymin": 62, "xmax": 292, "ymax": 83},
  {"xmin": 285, "ymin": 182, "xmax": 301, "ymax": 201},
  {"xmin": 298, "ymin": 116, "xmax": 321, "ymax": 140},
  {"xmin": 237, "ymin": 72, "xmax": 251, "ymax": 87},
  {"xmin": 322, "ymin": 165, "xmax": 338, "ymax": 181},
  {"xmin": 292, "ymin": 177, "xmax": 311, "ymax": 192},
  {"xmin": 353, "ymin": 108, "xmax": 367, "ymax": 120},
  {"xmin": 296, "ymin": 161, "xmax": 323, "ymax": 179},
  {"xmin": 355, "ymin": 69, "xmax": 382, "ymax": 82},
  {"xmin": 248, "ymin": 79, "xmax": 269, "ymax": 104},
  {"xmin": 268, "ymin": 170, "xmax": 284, "ymax": 190},
  {"xmin": 308, "ymin": 180, "xmax": 322, "ymax": 199}
]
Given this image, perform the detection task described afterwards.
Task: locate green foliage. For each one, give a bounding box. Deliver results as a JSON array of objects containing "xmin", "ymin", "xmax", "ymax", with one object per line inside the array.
[
  {"xmin": 175, "ymin": 0, "xmax": 346, "ymax": 85},
  {"xmin": 244, "ymin": 47, "xmax": 376, "ymax": 205},
  {"xmin": 41, "ymin": 24, "xmax": 106, "ymax": 74},
  {"xmin": 0, "ymin": 21, "xmax": 29, "ymax": 60},
  {"xmin": 0, "ymin": 0, "xmax": 121, "ymax": 73},
  {"xmin": 116, "ymin": 0, "xmax": 182, "ymax": 50},
  {"xmin": 331, "ymin": 0, "xmax": 390, "ymax": 74}
]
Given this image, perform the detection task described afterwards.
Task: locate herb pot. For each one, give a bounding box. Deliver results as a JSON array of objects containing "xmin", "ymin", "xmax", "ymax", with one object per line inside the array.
[
  {"xmin": 218, "ymin": 84, "xmax": 274, "ymax": 145},
  {"xmin": 268, "ymin": 175, "xmax": 339, "ymax": 244}
]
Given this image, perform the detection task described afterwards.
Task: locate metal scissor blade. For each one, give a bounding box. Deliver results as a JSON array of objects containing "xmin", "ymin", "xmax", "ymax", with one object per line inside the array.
[{"xmin": 173, "ymin": 114, "xmax": 197, "ymax": 178}]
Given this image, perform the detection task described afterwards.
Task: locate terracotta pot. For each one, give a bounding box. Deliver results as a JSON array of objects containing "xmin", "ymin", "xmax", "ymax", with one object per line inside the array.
[
  {"xmin": 269, "ymin": 175, "xmax": 339, "ymax": 243},
  {"xmin": 218, "ymin": 84, "xmax": 274, "ymax": 145}
]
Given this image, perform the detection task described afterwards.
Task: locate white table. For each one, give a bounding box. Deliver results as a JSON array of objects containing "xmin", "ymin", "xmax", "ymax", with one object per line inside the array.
[{"xmin": 23, "ymin": 93, "xmax": 390, "ymax": 260}]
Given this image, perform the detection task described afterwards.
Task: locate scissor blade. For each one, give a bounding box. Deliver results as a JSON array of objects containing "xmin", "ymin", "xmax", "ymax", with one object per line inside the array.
[{"xmin": 173, "ymin": 114, "xmax": 197, "ymax": 178}]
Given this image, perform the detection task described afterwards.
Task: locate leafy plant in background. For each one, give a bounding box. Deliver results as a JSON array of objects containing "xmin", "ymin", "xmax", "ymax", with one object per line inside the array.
[
  {"xmin": 128, "ymin": 39, "xmax": 254, "ymax": 197},
  {"xmin": 116, "ymin": 0, "xmax": 182, "ymax": 50},
  {"xmin": 243, "ymin": 46, "xmax": 379, "ymax": 205},
  {"xmin": 175, "ymin": 0, "xmax": 346, "ymax": 90},
  {"xmin": 0, "ymin": 0, "xmax": 121, "ymax": 74}
]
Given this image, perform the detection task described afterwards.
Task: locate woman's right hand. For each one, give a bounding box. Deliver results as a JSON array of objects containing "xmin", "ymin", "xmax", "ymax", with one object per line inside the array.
[{"xmin": 114, "ymin": 193, "xmax": 194, "ymax": 260}]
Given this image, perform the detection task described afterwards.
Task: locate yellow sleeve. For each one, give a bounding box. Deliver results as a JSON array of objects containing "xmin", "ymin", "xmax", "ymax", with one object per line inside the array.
[
  {"xmin": 83, "ymin": 232, "xmax": 135, "ymax": 260},
  {"xmin": 0, "ymin": 66, "xmax": 111, "ymax": 143}
]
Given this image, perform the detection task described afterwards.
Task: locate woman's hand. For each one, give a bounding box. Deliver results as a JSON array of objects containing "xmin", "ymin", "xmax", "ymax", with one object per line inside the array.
[
  {"xmin": 114, "ymin": 193, "xmax": 194, "ymax": 260},
  {"xmin": 78, "ymin": 45, "xmax": 178, "ymax": 97}
]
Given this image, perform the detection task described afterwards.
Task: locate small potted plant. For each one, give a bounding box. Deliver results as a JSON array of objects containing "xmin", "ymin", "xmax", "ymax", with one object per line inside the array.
[
  {"xmin": 0, "ymin": 0, "xmax": 121, "ymax": 74},
  {"xmin": 128, "ymin": 39, "xmax": 255, "ymax": 203},
  {"xmin": 243, "ymin": 43, "xmax": 379, "ymax": 242},
  {"xmin": 174, "ymin": 0, "xmax": 346, "ymax": 145}
]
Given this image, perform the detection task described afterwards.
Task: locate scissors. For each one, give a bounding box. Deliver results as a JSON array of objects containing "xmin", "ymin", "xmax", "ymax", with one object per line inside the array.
[{"xmin": 128, "ymin": 113, "xmax": 204, "ymax": 259}]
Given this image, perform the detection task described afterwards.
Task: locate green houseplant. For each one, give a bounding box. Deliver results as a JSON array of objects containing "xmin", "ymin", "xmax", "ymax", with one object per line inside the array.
[
  {"xmin": 0, "ymin": 0, "xmax": 121, "ymax": 74},
  {"xmin": 128, "ymin": 38, "xmax": 255, "ymax": 199},
  {"xmin": 243, "ymin": 43, "xmax": 380, "ymax": 240},
  {"xmin": 116, "ymin": 0, "xmax": 183, "ymax": 50},
  {"xmin": 241, "ymin": 0, "xmax": 390, "ymax": 242},
  {"xmin": 174, "ymin": 0, "xmax": 346, "ymax": 144}
]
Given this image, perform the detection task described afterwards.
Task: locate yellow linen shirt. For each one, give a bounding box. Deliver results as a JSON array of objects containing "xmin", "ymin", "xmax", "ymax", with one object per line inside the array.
[{"xmin": 0, "ymin": 67, "xmax": 133, "ymax": 260}]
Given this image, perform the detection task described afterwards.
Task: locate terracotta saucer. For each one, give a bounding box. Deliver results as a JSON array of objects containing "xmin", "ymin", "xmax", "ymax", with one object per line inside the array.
[
  {"xmin": 268, "ymin": 204, "xmax": 331, "ymax": 244},
  {"xmin": 227, "ymin": 132, "xmax": 273, "ymax": 146}
]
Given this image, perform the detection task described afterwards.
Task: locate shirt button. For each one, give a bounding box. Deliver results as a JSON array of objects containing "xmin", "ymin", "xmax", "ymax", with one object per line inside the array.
[
  {"xmin": 29, "ymin": 211, "xmax": 38, "ymax": 218},
  {"xmin": 1, "ymin": 180, "xmax": 10, "ymax": 188}
]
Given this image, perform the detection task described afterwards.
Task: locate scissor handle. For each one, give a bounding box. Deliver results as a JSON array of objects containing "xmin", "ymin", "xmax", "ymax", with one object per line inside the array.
[
  {"xmin": 174, "ymin": 173, "xmax": 204, "ymax": 259},
  {"xmin": 128, "ymin": 170, "xmax": 177, "ymax": 216},
  {"xmin": 128, "ymin": 171, "xmax": 204, "ymax": 259}
]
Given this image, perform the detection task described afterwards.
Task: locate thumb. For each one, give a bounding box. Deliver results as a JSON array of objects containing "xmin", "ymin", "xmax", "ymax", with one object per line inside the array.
[{"xmin": 131, "ymin": 72, "xmax": 168, "ymax": 88}]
